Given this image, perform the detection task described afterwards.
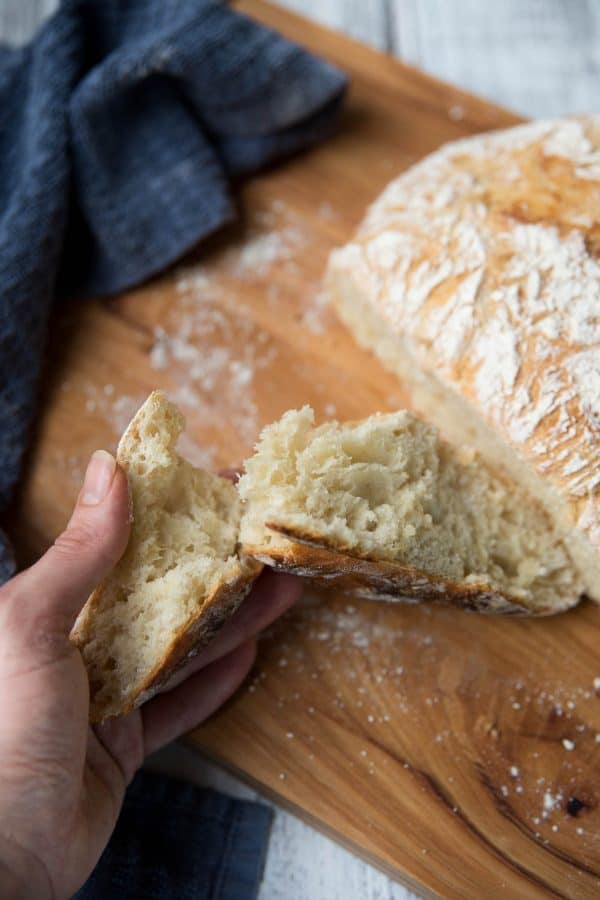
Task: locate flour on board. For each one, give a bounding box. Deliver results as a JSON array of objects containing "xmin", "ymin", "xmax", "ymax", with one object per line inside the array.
[
  {"xmin": 149, "ymin": 289, "xmax": 275, "ymax": 447},
  {"xmin": 248, "ymin": 587, "xmax": 597, "ymax": 846}
]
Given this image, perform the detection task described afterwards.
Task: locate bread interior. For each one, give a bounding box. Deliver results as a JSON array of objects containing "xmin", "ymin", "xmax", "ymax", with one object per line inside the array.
[
  {"xmin": 75, "ymin": 394, "xmax": 249, "ymax": 715},
  {"xmin": 239, "ymin": 407, "xmax": 581, "ymax": 612}
]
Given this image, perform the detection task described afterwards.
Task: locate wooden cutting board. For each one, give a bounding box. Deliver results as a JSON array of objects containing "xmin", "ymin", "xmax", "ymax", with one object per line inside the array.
[{"xmin": 9, "ymin": 2, "xmax": 600, "ymax": 896}]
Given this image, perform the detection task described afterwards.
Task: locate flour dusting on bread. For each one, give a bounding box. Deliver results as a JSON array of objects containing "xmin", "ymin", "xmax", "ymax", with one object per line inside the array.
[{"xmin": 326, "ymin": 115, "xmax": 600, "ymax": 597}]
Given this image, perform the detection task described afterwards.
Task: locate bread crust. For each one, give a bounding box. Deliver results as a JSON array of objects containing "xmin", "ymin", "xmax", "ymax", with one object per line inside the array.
[
  {"xmin": 73, "ymin": 560, "xmax": 260, "ymax": 723},
  {"xmin": 244, "ymin": 524, "xmax": 565, "ymax": 617},
  {"xmin": 326, "ymin": 116, "xmax": 600, "ymax": 598}
]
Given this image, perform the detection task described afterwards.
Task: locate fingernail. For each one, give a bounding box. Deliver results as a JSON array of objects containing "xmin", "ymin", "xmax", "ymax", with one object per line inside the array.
[{"xmin": 80, "ymin": 450, "xmax": 116, "ymax": 506}]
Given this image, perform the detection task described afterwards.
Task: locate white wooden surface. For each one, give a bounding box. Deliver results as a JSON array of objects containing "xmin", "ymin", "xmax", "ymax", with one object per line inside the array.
[
  {"xmin": 146, "ymin": 743, "xmax": 415, "ymax": 900},
  {"xmin": 278, "ymin": 0, "xmax": 600, "ymax": 118},
  {"xmin": 3, "ymin": 2, "xmax": 598, "ymax": 899}
]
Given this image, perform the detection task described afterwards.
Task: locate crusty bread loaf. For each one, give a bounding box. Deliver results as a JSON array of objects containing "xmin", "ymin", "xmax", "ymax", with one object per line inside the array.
[
  {"xmin": 325, "ymin": 116, "xmax": 600, "ymax": 601},
  {"xmin": 238, "ymin": 407, "xmax": 583, "ymax": 615},
  {"xmin": 71, "ymin": 391, "xmax": 261, "ymax": 722}
]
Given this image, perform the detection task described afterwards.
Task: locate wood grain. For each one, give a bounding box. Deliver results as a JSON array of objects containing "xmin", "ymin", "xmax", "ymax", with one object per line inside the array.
[{"xmin": 8, "ymin": 2, "xmax": 600, "ymax": 897}]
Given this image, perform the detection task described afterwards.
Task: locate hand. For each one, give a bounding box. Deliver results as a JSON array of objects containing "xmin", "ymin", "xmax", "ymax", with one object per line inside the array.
[{"xmin": 0, "ymin": 451, "xmax": 301, "ymax": 900}]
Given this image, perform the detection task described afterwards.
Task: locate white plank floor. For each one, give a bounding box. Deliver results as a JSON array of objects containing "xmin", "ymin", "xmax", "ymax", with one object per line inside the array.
[{"xmin": 2, "ymin": 2, "xmax": 598, "ymax": 898}]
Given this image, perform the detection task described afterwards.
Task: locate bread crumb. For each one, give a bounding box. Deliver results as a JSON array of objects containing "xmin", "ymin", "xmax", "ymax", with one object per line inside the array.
[
  {"xmin": 448, "ymin": 104, "xmax": 465, "ymax": 121},
  {"xmin": 318, "ymin": 201, "xmax": 337, "ymax": 221}
]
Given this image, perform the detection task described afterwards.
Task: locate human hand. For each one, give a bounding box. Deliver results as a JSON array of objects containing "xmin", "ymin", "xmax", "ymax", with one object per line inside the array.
[{"xmin": 0, "ymin": 451, "xmax": 301, "ymax": 900}]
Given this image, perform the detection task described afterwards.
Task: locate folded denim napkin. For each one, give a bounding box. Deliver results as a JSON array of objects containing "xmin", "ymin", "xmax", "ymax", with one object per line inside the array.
[
  {"xmin": 73, "ymin": 770, "xmax": 273, "ymax": 900},
  {"xmin": 0, "ymin": 0, "xmax": 346, "ymax": 581}
]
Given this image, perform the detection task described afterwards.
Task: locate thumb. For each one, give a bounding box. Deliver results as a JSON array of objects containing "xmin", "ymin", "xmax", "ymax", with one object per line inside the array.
[{"xmin": 3, "ymin": 450, "xmax": 131, "ymax": 646}]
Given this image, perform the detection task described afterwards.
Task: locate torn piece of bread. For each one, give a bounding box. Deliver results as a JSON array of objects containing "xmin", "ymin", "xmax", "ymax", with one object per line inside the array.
[
  {"xmin": 71, "ymin": 391, "xmax": 261, "ymax": 722},
  {"xmin": 239, "ymin": 407, "xmax": 583, "ymax": 615}
]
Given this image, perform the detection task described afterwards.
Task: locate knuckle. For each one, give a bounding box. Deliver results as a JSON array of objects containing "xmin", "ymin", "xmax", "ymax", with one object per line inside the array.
[
  {"xmin": 53, "ymin": 519, "xmax": 114, "ymax": 570},
  {"xmin": 53, "ymin": 521, "xmax": 98, "ymax": 557}
]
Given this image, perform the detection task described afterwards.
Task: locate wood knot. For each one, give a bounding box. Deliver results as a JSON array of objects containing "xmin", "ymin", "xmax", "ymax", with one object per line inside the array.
[{"xmin": 566, "ymin": 797, "xmax": 588, "ymax": 818}]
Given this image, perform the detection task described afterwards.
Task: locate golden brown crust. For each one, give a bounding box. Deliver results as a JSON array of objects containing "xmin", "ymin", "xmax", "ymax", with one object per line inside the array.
[
  {"xmin": 244, "ymin": 524, "xmax": 561, "ymax": 617},
  {"xmin": 75, "ymin": 559, "xmax": 261, "ymax": 723}
]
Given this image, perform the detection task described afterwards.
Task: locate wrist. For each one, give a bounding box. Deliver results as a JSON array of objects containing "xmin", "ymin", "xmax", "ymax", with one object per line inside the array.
[{"xmin": 0, "ymin": 834, "xmax": 53, "ymax": 900}]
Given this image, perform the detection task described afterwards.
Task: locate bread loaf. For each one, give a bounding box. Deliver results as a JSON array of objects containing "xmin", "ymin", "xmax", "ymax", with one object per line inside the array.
[
  {"xmin": 239, "ymin": 406, "xmax": 582, "ymax": 615},
  {"xmin": 326, "ymin": 116, "xmax": 600, "ymax": 601},
  {"xmin": 71, "ymin": 391, "xmax": 261, "ymax": 722}
]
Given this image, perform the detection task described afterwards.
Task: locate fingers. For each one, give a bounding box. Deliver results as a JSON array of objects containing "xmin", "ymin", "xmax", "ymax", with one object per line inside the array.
[
  {"xmin": 141, "ymin": 639, "xmax": 256, "ymax": 756},
  {"xmin": 92, "ymin": 708, "xmax": 146, "ymax": 787},
  {"xmin": 199, "ymin": 572, "xmax": 303, "ymax": 666},
  {"xmin": 2, "ymin": 451, "xmax": 131, "ymax": 641},
  {"xmin": 162, "ymin": 571, "xmax": 302, "ymax": 691}
]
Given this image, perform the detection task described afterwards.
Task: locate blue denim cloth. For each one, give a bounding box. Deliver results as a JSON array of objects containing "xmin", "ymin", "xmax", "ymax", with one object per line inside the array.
[
  {"xmin": 0, "ymin": 0, "xmax": 346, "ymax": 579},
  {"xmin": 73, "ymin": 770, "xmax": 273, "ymax": 900}
]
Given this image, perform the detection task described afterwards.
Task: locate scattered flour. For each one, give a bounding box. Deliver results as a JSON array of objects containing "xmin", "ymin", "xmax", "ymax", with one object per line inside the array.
[
  {"xmin": 301, "ymin": 289, "xmax": 330, "ymax": 335},
  {"xmin": 233, "ymin": 231, "xmax": 293, "ymax": 277},
  {"xmin": 448, "ymin": 104, "xmax": 465, "ymax": 121},
  {"xmin": 543, "ymin": 791, "xmax": 562, "ymax": 812},
  {"xmin": 149, "ymin": 283, "xmax": 277, "ymax": 447},
  {"xmin": 224, "ymin": 201, "xmax": 307, "ymax": 278},
  {"xmin": 249, "ymin": 587, "xmax": 598, "ymax": 849},
  {"xmin": 77, "ymin": 196, "xmax": 335, "ymax": 469},
  {"xmin": 81, "ymin": 383, "xmax": 144, "ymax": 435},
  {"xmin": 317, "ymin": 201, "xmax": 339, "ymax": 222}
]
